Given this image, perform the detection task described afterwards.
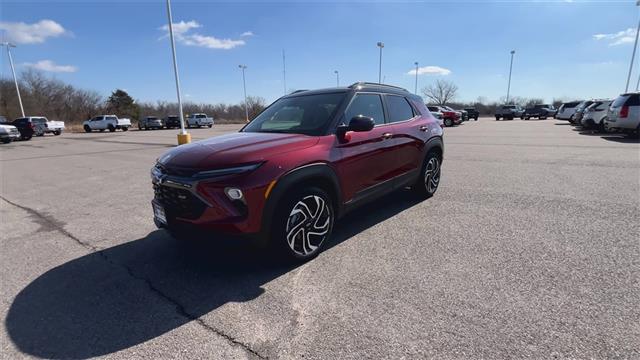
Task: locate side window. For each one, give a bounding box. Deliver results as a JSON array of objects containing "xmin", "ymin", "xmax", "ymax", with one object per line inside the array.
[
  {"xmin": 386, "ymin": 95, "xmax": 415, "ymax": 123},
  {"xmin": 345, "ymin": 94, "xmax": 385, "ymax": 125},
  {"xmin": 626, "ymin": 94, "xmax": 640, "ymax": 106}
]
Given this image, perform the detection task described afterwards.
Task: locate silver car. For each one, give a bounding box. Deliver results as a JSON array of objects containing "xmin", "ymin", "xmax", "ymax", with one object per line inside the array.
[
  {"xmin": 139, "ymin": 116, "xmax": 164, "ymax": 130},
  {"xmin": 605, "ymin": 92, "xmax": 640, "ymax": 136}
]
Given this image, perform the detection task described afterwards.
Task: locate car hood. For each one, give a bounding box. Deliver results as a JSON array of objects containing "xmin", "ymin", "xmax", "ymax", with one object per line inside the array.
[
  {"xmin": 159, "ymin": 131, "xmax": 320, "ymax": 170},
  {"xmin": 0, "ymin": 124, "xmax": 18, "ymax": 132}
]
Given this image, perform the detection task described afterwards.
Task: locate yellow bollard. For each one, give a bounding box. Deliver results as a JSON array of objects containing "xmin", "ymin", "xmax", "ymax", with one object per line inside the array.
[{"xmin": 177, "ymin": 132, "xmax": 191, "ymax": 145}]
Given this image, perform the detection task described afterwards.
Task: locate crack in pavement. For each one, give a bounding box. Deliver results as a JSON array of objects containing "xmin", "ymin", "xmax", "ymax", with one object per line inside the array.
[{"xmin": 0, "ymin": 196, "xmax": 268, "ymax": 359}]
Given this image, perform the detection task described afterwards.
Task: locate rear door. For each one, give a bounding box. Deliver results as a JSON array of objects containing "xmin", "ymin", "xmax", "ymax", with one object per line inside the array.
[
  {"xmin": 334, "ymin": 93, "xmax": 398, "ymax": 203},
  {"xmin": 383, "ymin": 94, "xmax": 424, "ymax": 182}
]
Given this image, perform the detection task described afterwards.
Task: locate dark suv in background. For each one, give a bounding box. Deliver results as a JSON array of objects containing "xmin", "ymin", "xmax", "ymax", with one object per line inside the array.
[{"xmin": 151, "ymin": 82, "xmax": 444, "ymax": 261}]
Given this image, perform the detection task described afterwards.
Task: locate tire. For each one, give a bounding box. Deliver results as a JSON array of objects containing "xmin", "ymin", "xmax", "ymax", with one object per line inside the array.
[
  {"xmin": 100, "ymin": 129, "xmax": 105, "ymax": 132},
  {"xmin": 412, "ymin": 151, "xmax": 442, "ymax": 199},
  {"xmin": 598, "ymin": 117, "xmax": 607, "ymax": 133},
  {"xmin": 53, "ymin": 130, "xmax": 61, "ymax": 136},
  {"xmin": 122, "ymin": 127, "xmax": 128, "ymax": 132},
  {"xmin": 444, "ymin": 118, "xmax": 453, "ymax": 127},
  {"xmin": 540, "ymin": 116, "xmax": 547, "ymax": 120},
  {"xmin": 84, "ymin": 125, "xmax": 92, "ymax": 133},
  {"xmin": 270, "ymin": 187, "xmax": 335, "ymax": 262},
  {"xmin": 569, "ymin": 115, "xmax": 575, "ymax": 124},
  {"xmin": 1, "ymin": 138, "xmax": 10, "ymax": 144},
  {"xmin": 108, "ymin": 125, "xmax": 116, "ymax": 132},
  {"xmin": 208, "ymin": 124, "xmax": 213, "ymax": 128},
  {"xmin": 22, "ymin": 135, "xmax": 32, "ymax": 141},
  {"xmin": 524, "ymin": 117, "xmax": 530, "ymax": 120},
  {"xmin": 495, "ymin": 116, "xmax": 500, "ymax": 121},
  {"xmin": 138, "ymin": 124, "xmax": 142, "ymax": 130}
]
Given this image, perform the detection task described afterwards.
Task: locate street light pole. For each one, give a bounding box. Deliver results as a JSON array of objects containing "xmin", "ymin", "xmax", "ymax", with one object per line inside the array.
[
  {"xmin": 334, "ymin": 70, "xmax": 339, "ymax": 87},
  {"xmin": 625, "ymin": 3, "xmax": 640, "ymax": 92},
  {"xmin": 506, "ymin": 50, "xmax": 515, "ymax": 104},
  {"xmin": 377, "ymin": 42, "xmax": 384, "ymax": 83},
  {"xmin": 282, "ymin": 49, "xmax": 287, "ymax": 95},
  {"xmin": 1, "ymin": 42, "xmax": 25, "ymax": 118},
  {"xmin": 165, "ymin": 0, "xmax": 190, "ymax": 145},
  {"xmin": 414, "ymin": 61, "xmax": 419, "ymax": 94},
  {"xmin": 239, "ymin": 65, "xmax": 248, "ymax": 123}
]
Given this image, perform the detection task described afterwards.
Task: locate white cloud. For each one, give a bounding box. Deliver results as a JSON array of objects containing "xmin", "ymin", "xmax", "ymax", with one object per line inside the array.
[
  {"xmin": 158, "ymin": 20, "xmax": 245, "ymax": 50},
  {"xmin": 23, "ymin": 60, "xmax": 77, "ymax": 73},
  {"xmin": 0, "ymin": 20, "xmax": 67, "ymax": 44},
  {"xmin": 407, "ymin": 66, "xmax": 452, "ymax": 76},
  {"xmin": 240, "ymin": 31, "xmax": 254, "ymax": 37},
  {"xmin": 593, "ymin": 28, "xmax": 636, "ymax": 46}
]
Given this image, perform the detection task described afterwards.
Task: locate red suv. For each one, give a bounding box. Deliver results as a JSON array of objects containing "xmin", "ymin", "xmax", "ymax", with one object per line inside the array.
[{"xmin": 151, "ymin": 83, "xmax": 444, "ymax": 261}]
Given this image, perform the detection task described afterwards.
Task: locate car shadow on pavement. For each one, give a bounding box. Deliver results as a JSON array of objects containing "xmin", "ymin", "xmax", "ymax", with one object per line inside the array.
[
  {"xmin": 600, "ymin": 135, "xmax": 640, "ymax": 144},
  {"xmin": 5, "ymin": 189, "xmax": 422, "ymax": 359}
]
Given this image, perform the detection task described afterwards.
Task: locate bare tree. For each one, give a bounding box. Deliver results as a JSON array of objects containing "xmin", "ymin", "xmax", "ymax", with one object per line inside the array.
[{"xmin": 421, "ymin": 79, "xmax": 458, "ymax": 105}]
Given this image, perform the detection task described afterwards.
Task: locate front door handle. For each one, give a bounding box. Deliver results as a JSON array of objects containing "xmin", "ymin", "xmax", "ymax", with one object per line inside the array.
[{"xmin": 381, "ymin": 132, "xmax": 393, "ymax": 140}]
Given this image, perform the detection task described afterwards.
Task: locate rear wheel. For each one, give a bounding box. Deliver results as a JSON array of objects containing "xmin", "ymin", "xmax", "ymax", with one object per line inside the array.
[
  {"xmin": 84, "ymin": 125, "xmax": 92, "ymax": 133},
  {"xmin": 271, "ymin": 187, "xmax": 334, "ymax": 262},
  {"xmin": 22, "ymin": 134, "xmax": 32, "ymax": 141},
  {"xmin": 2, "ymin": 138, "xmax": 10, "ymax": 144},
  {"xmin": 122, "ymin": 127, "xmax": 128, "ymax": 132},
  {"xmin": 208, "ymin": 124, "xmax": 213, "ymax": 128},
  {"xmin": 413, "ymin": 151, "xmax": 441, "ymax": 198},
  {"xmin": 495, "ymin": 116, "xmax": 500, "ymax": 121},
  {"xmin": 53, "ymin": 130, "xmax": 61, "ymax": 136}
]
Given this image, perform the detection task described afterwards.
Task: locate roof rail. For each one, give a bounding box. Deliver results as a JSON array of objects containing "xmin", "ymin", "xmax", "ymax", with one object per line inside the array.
[
  {"xmin": 290, "ymin": 89, "xmax": 309, "ymax": 94},
  {"xmin": 348, "ymin": 82, "xmax": 408, "ymax": 92}
]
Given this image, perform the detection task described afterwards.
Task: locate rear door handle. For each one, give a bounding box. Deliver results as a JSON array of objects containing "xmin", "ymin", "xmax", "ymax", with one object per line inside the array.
[
  {"xmin": 381, "ymin": 133, "xmax": 393, "ymax": 139},
  {"xmin": 419, "ymin": 125, "xmax": 429, "ymax": 132}
]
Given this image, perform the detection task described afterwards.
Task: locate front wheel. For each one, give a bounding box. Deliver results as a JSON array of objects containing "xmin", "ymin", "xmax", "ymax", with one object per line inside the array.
[
  {"xmin": 1, "ymin": 138, "xmax": 10, "ymax": 144},
  {"xmin": 413, "ymin": 152, "xmax": 442, "ymax": 198},
  {"xmin": 108, "ymin": 125, "xmax": 116, "ymax": 132},
  {"xmin": 495, "ymin": 116, "xmax": 500, "ymax": 121},
  {"xmin": 84, "ymin": 125, "xmax": 92, "ymax": 133},
  {"xmin": 53, "ymin": 130, "xmax": 61, "ymax": 136},
  {"xmin": 122, "ymin": 127, "xmax": 128, "ymax": 132},
  {"xmin": 208, "ymin": 124, "xmax": 213, "ymax": 128},
  {"xmin": 271, "ymin": 187, "xmax": 334, "ymax": 262},
  {"xmin": 444, "ymin": 118, "xmax": 453, "ymax": 127}
]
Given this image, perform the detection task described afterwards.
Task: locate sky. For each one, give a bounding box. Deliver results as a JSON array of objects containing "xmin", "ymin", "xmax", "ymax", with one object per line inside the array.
[{"xmin": 0, "ymin": 0, "xmax": 639, "ymax": 106}]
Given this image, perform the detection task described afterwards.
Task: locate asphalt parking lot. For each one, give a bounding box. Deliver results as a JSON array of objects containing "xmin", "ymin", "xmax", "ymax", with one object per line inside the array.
[{"xmin": 1, "ymin": 119, "xmax": 639, "ymax": 359}]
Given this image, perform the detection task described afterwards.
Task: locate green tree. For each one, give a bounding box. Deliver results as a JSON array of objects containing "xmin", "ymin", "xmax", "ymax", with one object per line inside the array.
[{"xmin": 106, "ymin": 89, "xmax": 140, "ymax": 120}]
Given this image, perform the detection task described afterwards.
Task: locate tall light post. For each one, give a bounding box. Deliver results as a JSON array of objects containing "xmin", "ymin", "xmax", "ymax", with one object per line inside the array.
[
  {"xmin": 377, "ymin": 42, "xmax": 384, "ymax": 83},
  {"xmin": 414, "ymin": 61, "xmax": 419, "ymax": 94},
  {"xmin": 165, "ymin": 0, "xmax": 189, "ymax": 145},
  {"xmin": 625, "ymin": 1, "xmax": 640, "ymax": 92},
  {"xmin": 506, "ymin": 50, "xmax": 515, "ymax": 104},
  {"xmin": 239, "ymin": 65, "xmax": 249, "ymax": 123},
  {"xmin": 1, "ymin": 42, "xmax": 25, "ymax": 118},
  {"xmin": 282, "ymin": 49, "xmax": 287, "ymax": 95},
  {"xmin": 334, "ymin": 70, "xmax": 339, "ymax": 87}
]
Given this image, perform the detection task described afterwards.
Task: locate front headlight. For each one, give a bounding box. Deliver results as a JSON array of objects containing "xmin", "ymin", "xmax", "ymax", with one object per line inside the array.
[{"xmin": 194, "ymin": 162, "xmax": 263, "ymax": 179}]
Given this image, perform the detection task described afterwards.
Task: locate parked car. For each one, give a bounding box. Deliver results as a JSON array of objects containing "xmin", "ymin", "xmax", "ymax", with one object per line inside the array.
[
  {"xmin": 186, "ymin": 113, "xmax": 214, "ymax": 128},
  {"xmin": 83, "ymin": 115, "xmax": 131, "ymax": 132},
  {"xmin": 139, "ymin": 116, "xmax": 164, "ymax": 130},
  {"xmin": 164, "ymin": 115, "xmax": 181, "ymax": 129},
  {"xmin": 604, "ymin": 92, "xmax": 640, "ymax": 136},
  {"xmin": 522, "ymin": 104, "xmax": 557, "ymax": 120},
  {"xmin": 151, "ymin": 82, "xmax": 444, "ymax": 261},
  {"xmin": 572, "ymin": 100, "xmax": 596, "ymax": 125},
  {"xmin": 441, "ymin": 106, "xmax": 467, "ymax": 122},
  {"xmin": 11, "ymin": 116, "xmax": 64, "ymax": 138},
  {"xmin": 495, "ymin": 105, "xmax": 524, "ymax": 120},
  {"xmin": 464, "ymin": 108, "xmax": 480, "ymax": 121},
  {"xmin": 428, "ymin": 106, "xmax": 460, "ymax": 127},
  {"xmin": 581, "ymin": 100, "xmax": 613, "ymax": 132},
  {"xmin": 0, "ymin": 117, "xmax": 21, "ymax": 143},
  {"xmin": 555, "ymin": 101, "xmax": 581, "ymax": 121}
]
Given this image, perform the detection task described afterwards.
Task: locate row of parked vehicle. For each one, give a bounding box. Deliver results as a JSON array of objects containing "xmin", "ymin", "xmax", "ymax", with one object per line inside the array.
[
  {"xmin": 491, "ymin": 92, "xmax": 639, "ymax": 136},
  {"xmin": 427, "ymin": 105, "xmax": 479, "ymax": 127},
  {"xmin": 0, "ymin": 116, "xmax": 65, "ymax": 143},
  {"xmin": 137, "ymin": 113, "xmax": 214, "ymax": 130}
]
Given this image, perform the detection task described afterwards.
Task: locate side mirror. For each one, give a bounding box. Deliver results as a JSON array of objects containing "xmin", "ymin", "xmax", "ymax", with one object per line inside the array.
[
  {"xmin": 336, "ymin": 115, "xmax": 375, "ymax": 141},
  {"xmin": 348, "ymin": 115, "xmax": 375, "ymax": 132}
]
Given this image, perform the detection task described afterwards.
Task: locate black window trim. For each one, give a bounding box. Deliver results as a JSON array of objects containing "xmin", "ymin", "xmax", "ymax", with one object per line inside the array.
[{"xmin": 343, "ymin": 91, "xmax": 390, "ymax": 128}]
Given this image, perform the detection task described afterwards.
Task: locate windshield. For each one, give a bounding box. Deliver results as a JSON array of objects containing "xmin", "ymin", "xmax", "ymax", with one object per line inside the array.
[{"xmin": 243, "ymin": 93, "xmax": 345, "ymax": 136}]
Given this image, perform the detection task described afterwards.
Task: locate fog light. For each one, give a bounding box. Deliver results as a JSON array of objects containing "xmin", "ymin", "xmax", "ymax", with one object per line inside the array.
[{"xmin": 225, "ymin": 187, "xmax": 244, "ymax": 201}]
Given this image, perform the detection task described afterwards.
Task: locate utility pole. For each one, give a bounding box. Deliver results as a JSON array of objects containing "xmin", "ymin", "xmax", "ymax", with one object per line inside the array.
[
  {"xmin": 377, "ymin": 42, "xmax": 384, "ymax": 83},
  {"xmin": 1, "ymin": 42, "xmax": 25, "ymax": 117},
  {"xmin": 165, "ymin": 0, "xmax": 190, "ymax": 145},
  {"xmin": 506, "ymin": 50, "xmax": 515, "ymax": 104},
  {"xmin": 239, "ymin": 65, "xmax": 249, "ymax": 123},
  {"xmin": 282, "ymin": 49, "xmax": 287, "ymax": 95},
  {"xmin": 414, "ymin": 61, "xmax": 419, "ymax": 94},
  {"xmin": 625, "ymin": 3, "xmax": 640, "ymax": 92}
]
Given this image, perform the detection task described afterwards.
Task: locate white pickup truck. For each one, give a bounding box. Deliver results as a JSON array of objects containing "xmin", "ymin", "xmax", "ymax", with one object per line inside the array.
[
  {"xmin": 186, "ymin": 113, "xmax": 214, "ymax": 128},
  {"xmin": 83, "ymin": 115, "xmax": 131, "ymax": 132}
]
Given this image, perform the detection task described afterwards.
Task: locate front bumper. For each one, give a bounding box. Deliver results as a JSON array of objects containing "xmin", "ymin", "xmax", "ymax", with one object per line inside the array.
[{"xmin": 0, "ymin": 132, "xmax": 21, "ymax": 141}]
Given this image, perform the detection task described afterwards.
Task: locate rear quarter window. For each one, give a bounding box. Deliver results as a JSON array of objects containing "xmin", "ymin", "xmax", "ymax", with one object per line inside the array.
[{"xmin": 611, "ymin": 95, "xmax": 631, "ymax": 108}]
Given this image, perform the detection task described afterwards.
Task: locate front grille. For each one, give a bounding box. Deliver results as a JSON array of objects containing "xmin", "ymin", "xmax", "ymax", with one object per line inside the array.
[
  {"xmin": 154, "ymin": 183, "xmax": 207, "ymax": 219},
  {"xmin": 155, "ymin": 163, "xmax": 198, "ymax": 177}
]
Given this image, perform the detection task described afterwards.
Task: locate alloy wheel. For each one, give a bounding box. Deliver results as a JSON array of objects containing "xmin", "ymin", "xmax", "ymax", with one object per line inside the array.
[
  {"xmin": 424, "ymin": 157, "xmax": 441, "ymax": 194},
  {"xmin": 285, "ymin": 195, "xmax": 332, "ymax": 257}
]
